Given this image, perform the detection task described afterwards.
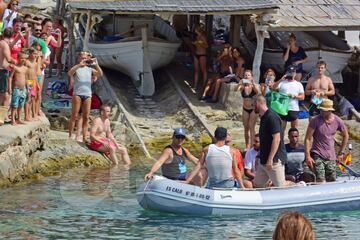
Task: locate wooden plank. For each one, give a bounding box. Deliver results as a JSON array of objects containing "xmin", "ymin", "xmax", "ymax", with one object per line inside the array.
[{"xmin": 166, "ymin": 70, "xmax": 214, "ymax": 139}]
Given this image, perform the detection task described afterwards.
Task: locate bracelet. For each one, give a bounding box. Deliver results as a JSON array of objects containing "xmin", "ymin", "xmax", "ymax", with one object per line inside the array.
[{"xmin": 338, "ymin": 151, "xmax": 345, "ymax": 155}]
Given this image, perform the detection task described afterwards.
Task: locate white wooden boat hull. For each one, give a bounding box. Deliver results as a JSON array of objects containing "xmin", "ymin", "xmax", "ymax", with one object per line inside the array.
[
  {"xmin": 240, "ymin": 30, "xmax": 352, "ymax": 83},
  {"xmin": 262, "ymin": 49, "xmax": 352, "ymax": 83},
  {"xmin": 89, "ymin": 40, "xmax": 180, "ymax": 96}
]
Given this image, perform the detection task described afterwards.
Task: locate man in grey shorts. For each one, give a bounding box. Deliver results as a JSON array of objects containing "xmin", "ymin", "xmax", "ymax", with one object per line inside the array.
[{"xmin": 305, "ymin": 99, "xmax": 348, "ymax": 182}]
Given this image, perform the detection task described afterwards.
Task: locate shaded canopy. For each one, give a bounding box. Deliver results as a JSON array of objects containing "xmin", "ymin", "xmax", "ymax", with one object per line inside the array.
[
  {"xmin": 68, "ymin": 0, "xmax": 277, "ymax": 14},
  {"xmin": 68, "ymin": 0, "xmax": 360, "ymax": 31},
  {"xmin": 269, "ymin": 0, "xmax": 360, "ymax": 31}
]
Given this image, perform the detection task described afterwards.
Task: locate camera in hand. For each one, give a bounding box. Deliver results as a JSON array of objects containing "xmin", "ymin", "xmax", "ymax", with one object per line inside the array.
[
  {"xmin": 286, "ymin": 65, "xmax": 296, "ymax": 80},
  {"xmin": 85, "ymin": 59, "xmax": 93, "ymax": 66}
]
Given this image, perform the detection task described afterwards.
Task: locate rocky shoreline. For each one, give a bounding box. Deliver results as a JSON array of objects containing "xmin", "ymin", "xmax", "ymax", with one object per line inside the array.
[{"xmin": 0, "ymin": 122, "xmax": 111, "ymax": 188}]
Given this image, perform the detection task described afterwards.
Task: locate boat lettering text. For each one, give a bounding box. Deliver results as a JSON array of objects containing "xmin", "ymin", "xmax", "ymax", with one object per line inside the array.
[
  {"xmin": 165, "ymin": 186, "xmax": 210, "ymax": 200},
  {"xmin": 165, "ymin": 186, "xmax": 183, "ymax": 194}
]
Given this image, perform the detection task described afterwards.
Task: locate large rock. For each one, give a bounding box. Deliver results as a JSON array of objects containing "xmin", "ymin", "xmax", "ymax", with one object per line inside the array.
[
  {"xmin": 0, "ymin": 116, "xmax": 49, "ymax": 180},
  {"xmin": 0, "ymin": 119, "xmax": 111, "ymax": 187},
  {"xmin": 218, "ymin": 82, "xmax": 243, "ymax": 117}
]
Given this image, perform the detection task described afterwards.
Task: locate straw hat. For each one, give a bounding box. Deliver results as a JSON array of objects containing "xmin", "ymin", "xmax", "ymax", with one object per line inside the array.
[{"xmin": 317, "ymin": 98, "xmax": 335, "ymax": 111}]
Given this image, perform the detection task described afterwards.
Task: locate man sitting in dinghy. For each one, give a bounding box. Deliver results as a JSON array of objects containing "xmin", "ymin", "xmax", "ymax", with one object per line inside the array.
[
  {"xmin": 225, "ymin": 134, "xmax": 252, "ymax": 188},
  {"xmin": 285, "ymin": 127, "xmax": 315, "ymax": 183},
  {"xmin": 144, "ymin": 128, "xmax": 206, "ymax": 186},
  {"xmin": 186, "ymin": 127, "xmax": 246, "ymax": 189},
  {"xmin": 244, "ymin": 134, "xmax": 260, "ymax": 181}
]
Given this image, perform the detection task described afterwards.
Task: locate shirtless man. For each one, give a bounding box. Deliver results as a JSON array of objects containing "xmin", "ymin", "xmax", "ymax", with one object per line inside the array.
[
  {"xmin": 0, "ymin": 27, "xmax": 16, "ymax": 115},
  {"xmin": 89, "ymin": 104, "xmax": 131, "ymax": 165},
  {"xmin": 25, "ymin": 48, "xmax": 39, "ymax": 121},
  {"xmin": 305, "ymin": 61, "xmax": 335, "ymax": 118},
  {"xmin": 9, "ymin": 52, "xmax": 28, "ymax": 125}
]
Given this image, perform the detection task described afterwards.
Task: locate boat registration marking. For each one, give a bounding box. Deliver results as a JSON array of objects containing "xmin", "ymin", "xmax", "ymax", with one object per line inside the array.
[{"xmin": 165, "ymin": 186, "xmax": 211, "ymax": 200}]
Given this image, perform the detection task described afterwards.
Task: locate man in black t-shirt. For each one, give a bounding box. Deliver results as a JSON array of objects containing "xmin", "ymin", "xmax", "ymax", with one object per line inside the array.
[{"xmin": 253, "ymin": 95, "xmax": 289, "ymax": 188}]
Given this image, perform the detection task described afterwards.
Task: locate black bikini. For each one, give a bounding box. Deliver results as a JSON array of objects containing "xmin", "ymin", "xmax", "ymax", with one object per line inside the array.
[
  {"xmin": 77, "ymin": 95, "xmax": 91, "ymax": 102},
  {"xmin": 241, "ymin": 89, "xmax": 256, "ymax": 114},
  {"xmin": 241, "ymin": 89, "xmax": 256, "ymax": 99}
]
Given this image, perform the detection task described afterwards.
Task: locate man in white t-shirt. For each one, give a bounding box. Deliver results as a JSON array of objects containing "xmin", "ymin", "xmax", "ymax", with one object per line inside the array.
[
  {"xmin": 273, "ymin": 66, "xmax": 305, "ymax": 131},
  {"xmin": 244, "ymin": 133, "xmax": 260, "ymax": 180}
]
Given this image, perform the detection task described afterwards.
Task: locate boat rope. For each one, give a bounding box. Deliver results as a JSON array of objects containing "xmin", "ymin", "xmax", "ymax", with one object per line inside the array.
[{"xmin": 143, "ymin": 178, "xmax": 152, "ymax": 192}]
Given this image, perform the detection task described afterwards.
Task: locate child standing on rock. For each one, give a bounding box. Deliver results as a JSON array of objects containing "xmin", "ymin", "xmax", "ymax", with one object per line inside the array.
[
  {"xmin": 32, "ymin": 42, "xmax": 45, "ymax": 117},
  {"xmin": 9, "ymin": 52, "xmax": 28, "ymax": 125},
  {"xmin": 25, "ymin": 48, "xmax": 39, "ymax": 121}
]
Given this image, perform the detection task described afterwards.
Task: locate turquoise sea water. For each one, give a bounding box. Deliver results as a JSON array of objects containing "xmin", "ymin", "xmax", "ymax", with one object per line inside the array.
[{"xmin": 1, "ymin": 161, "xmax": 360, "ymax": 239}]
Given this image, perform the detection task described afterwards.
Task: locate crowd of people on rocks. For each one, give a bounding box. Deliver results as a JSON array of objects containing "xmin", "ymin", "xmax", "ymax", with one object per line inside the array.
[
  {"xmin": 0, "ymin": 0, "xmax": 131, "ymax": 166},
  {"xmin": 0, "ymin": 0, "xmax": 66, "ymax": 125},
  {"xmin": 144, "ymin": 29, "xmax": 350, "ymax": 189}
]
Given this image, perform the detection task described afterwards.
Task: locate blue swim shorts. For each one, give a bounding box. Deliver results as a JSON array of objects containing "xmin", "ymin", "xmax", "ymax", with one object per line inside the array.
[{"xmin": 11, "ymin": 88, "xmax": 27, "ymax": 108}]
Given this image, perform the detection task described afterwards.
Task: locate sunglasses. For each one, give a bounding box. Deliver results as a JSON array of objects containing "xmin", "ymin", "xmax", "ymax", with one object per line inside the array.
[
  {"xmin": 175, "ymin": 135, "xmax": 185, "ymax": 139},
  {"xmin": 35, "ymin": 29, "xmax": 42, "ymax": 32}
]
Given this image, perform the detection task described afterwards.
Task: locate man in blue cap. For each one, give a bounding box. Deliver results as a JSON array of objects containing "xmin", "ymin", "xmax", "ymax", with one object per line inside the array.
[{"xmin": 144, "ymin": 128, "xmax": 206, "ymax": 186}]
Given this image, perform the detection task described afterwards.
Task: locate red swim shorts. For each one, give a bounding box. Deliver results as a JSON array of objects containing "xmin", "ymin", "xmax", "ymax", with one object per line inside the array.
[{"xmin": 88, "ymin": 138, "xmax": 115, "ymax": 156}]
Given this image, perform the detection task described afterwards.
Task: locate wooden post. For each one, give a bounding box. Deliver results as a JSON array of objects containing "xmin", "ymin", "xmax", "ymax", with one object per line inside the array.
[
  {"xmin": 112, "ymin": 12, "xmax": 116, "ymax": 35},
  {"xmin": 358, "ymin": 62, "xmax": 360, "ymax": 95},
  {"xmin": 83, "ymin": 11, "xmax": 92, "ymax": 51},
  {"xmin": 252, "ymin": 23, "xmax": 266, "ymax": 84},
  {"xmin": 205, "ymin": 15, "xmax": 213, "ymax": 64},
  {"xmin": 55, "ymin": 0, "xmax": 66, "ymax": 18},
  {"xmin": 230, "ymin": 15, "xmax": 234, "ymax": 44},
  {"xmin": 65, "ymin": 12, "xmax": 76, "ymax": 68},
  {"xmin": 230, "ymin": 15, "xmax": 241, "ymax": 48},
  {"xmin": 190, "ymin": 15, "xmax": 200, "ymax": 31},
  {"xmin": 338, "ymin": 31, "xmax": 345, "ymax": 39}
]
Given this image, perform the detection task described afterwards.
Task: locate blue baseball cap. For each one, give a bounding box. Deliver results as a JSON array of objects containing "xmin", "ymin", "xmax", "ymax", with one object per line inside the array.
[{"xmin": 173, "ymin": 128, "xmax": 186, "ymax": 137}]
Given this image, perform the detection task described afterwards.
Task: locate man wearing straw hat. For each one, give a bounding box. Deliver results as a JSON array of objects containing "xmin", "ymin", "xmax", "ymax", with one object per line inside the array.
[{"xmin": 304, "ymin": 99, "xmax": 349, "ymax": 182}]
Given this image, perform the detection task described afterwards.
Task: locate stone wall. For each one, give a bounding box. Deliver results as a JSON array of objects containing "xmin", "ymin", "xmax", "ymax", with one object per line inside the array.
[
  {"xmin": 218, "ymin": 82, "xmax": 243, "ymax": 117},
  {"xmin": 0, "ymin": 117, "xmax": 50, "ymax": 181},
  {"xmin": 0, "ymin": 117, "xmax": 111, "ymax": 187}
]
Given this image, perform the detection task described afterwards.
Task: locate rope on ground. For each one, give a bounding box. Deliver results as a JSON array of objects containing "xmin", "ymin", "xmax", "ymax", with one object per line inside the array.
[{"xmin": 166, "ymin": 70, "xmax": 214, "ymax": 139}]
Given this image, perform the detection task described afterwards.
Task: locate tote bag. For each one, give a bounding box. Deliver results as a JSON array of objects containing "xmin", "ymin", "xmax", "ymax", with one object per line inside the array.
[{"xmin": 270, "ymin": 91, "xmax": 289, "ymax": 116}]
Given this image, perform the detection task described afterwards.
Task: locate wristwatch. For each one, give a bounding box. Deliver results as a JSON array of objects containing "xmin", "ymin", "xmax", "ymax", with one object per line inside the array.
[{"xmin": 338, "ymin": 151, "xmax": 345, "ymax": 155}]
